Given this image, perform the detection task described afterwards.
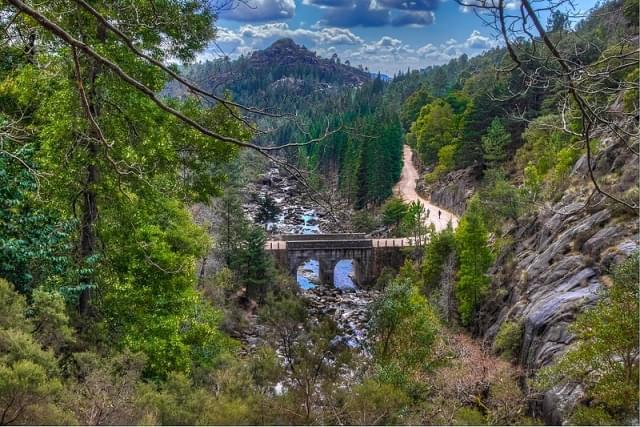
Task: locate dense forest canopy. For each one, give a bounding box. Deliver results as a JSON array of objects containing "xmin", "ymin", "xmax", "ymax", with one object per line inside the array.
[{"xmin": 0, "ymin": 0, "xmax": 638, "ymax": 425}]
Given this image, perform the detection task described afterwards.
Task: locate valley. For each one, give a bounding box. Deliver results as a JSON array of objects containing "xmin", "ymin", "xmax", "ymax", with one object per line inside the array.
[{"xmin": 0, "ymin": 0, "xmax": 637, "ymax": 425}]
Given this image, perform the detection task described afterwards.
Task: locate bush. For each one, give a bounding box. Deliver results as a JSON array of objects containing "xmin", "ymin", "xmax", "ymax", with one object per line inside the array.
[
  {"xmin": 493, "ymin": 320, "xmax": 523, "ymax": 360},
  {"xmin": 352, "ymin": 209, "xmax": 378, "ymax": 232},
  {"xmin": 570, "ymin": 405, "xmax": 617, "ymax": 426},
  {"xmin": 454, "ymin": 407, "xmax": 487, "ymax": 425},
  {"xmin": 381, "ymin": 197, "xmax": 408, "ymax": 227}
]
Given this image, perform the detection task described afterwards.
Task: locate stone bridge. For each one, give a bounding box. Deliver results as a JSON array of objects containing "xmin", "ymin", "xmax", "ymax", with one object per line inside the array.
[{"xmin": 265, "ymin": 233, "xmax": 414, "ymax": 287}]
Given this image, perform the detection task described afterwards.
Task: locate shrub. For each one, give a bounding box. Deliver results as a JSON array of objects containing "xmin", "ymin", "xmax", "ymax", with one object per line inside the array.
[
  {"xmin": 454, "ymin": 407, "xmax": 487, "ymax": 425},
  {"xmin": 352, "ymin": 209, "xmax": 378, "ymax": 232},
  {"xmin": 570, "ymin": 405, "xmax": 617, "ymax": 426},
  {"xmin": 493, "ymin": 320, "xmax": 523, "ymax": 360}
]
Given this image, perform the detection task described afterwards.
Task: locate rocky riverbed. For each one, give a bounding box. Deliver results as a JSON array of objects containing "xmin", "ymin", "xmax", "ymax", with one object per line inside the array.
[
  {"xmin": 243, "ymin": 165, "xmax": 351, "ymax": 235},
  {"xmin": 239, "ymin": 284, "xmax": 380, "ymax": 355}
]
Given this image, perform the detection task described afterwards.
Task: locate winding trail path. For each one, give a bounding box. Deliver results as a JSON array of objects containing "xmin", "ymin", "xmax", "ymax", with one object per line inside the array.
[{"xmin": 393, "ymin": 145, "xmax": 459, "ymax": 231}]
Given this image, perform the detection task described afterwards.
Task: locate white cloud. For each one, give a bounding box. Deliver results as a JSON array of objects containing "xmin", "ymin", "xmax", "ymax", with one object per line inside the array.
[
  {"xmin": 237, "ymin": 22, "xmax": 364, "ymax": 45},
  {"xmin": 201, "ymin": 26, "xmax": 497, "ymax": 75},
  {"xmin": 458, "ymin": 0, "xmax": 518, "ymax": 12},
  {"xmin": 464, "ymin": 29, "xmax": 494, "ymax": 49},
  {"xmin": 204, "ymin": 23, "xmax": 364, "ymax": 59}
]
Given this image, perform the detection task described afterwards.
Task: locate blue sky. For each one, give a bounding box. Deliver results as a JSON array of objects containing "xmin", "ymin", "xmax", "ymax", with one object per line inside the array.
[{"xmin": 204, "ymin": 0, "xmax": 598, "ymax": 74}]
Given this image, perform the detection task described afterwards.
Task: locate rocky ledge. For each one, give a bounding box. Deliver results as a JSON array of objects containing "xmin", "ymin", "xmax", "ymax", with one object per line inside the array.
[{"xmin": 419, "ymin": 166, "xmax": 479, "ymax": 216}]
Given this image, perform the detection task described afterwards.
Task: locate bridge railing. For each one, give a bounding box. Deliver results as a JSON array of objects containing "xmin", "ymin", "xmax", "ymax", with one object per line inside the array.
[
  {"xmin": 371, "ymin": 238, "xmax": 413, "ymax": 248},
  {"xmin": 265, "ymin": 237, "xmax": 416, "ymax": 251},
  {"xmin": 286, "ymin": 239, "xmax": 373, "ymax": 250},
  {"xmin": 277, "ymin": 233, "xmax": 367, "ymax": 241}
]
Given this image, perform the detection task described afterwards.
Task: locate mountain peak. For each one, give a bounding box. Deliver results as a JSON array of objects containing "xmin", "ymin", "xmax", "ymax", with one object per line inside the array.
[
  {"xmin": 268, "ymin": 38, "xmax": 301, "ymax": 50},
  {"xmin": 257, "ymin": 38, "xmax": 311, "ymax": 58}
]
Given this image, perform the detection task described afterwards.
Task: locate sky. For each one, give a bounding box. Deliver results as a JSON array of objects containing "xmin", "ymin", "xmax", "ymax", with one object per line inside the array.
[{"xmin": 205, "ymin": 0, "xmax": 598, "ymax": 74}]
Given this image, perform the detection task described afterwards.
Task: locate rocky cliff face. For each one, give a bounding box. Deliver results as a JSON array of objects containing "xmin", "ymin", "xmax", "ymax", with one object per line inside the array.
[
  {"xmin": 420, "ymin": 167, "xmax": 479, "ymax": 215},
  {"xmin": 475, "ymin": 128, "xmax": 638, "ymax": 423}
]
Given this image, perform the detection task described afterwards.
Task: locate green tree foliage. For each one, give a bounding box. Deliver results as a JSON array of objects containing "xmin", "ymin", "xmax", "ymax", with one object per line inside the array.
[
  {"xmin": 0, "ymin": 279, "xmax": 75, "ymax": 425},
  {"xmin": 478, "ymin": 169, "xmax": 528, "ymax": 227},
  {"xmin": 408, "ymin": 100, "xmax": 455, "ymax": 166},
  {"xmin": 255, "ymin": 193, "xmax": 281, "ymax": 225},
  {"xmin": 259, "ymin": 292, "xmax": 353, "ymax": 424},
  {"xmin": 382, "ymin": 197, "xmax": 409, "ymax": 228},
  {"xmin": 400, "ymin": 201, "xmax": 430, "ymax": 247},
  {"xmin": 536, "ymin": 253, "xmax": 639, "ymax": 424},
  {"xmin": 343, "ymin": 379, "xmax": 409, "ymax": 425},
  {"xmin": 454, "ymin": 198, "xmax": 494, "ymax": 325},
  {"xmin": 0, "ymin": 142, "xmax": 74, "ymax": 294},
  {"xmin": 101, "ymin": 196, "xmax": 233, "ymax": 378},
  {"xmin": 425, "ymin": 143, "xmax": 456, "ymax": 184},
  {"xmin": 238, "ymin": 226, "xmax": 273, "ymax": 303},
  {"xmin": 481, "ymin": 118, "xmax": 511, "ymax": 169},
  {"xmin": 493, "ymin": 320, "xmax": 523, "ymax": 360},
  {"xmin": 298, "ymin": 77, "xmax": 403, "ymax": 208},
  {"xmin": 0, "ymin": 0, "xmax": 248, "ymax": 380},
  {"xmin": 351, "ymin": 209, "xmax": 379, "ymax": 233},
  {"xmin": 137, "ymin": 371, "xmax": 252, "ymax": 425},
  {"xmin": 400, "ymin": 85, "xmax": 432, "ymax": 130},
  {"xmin": 421, "ymin": 227, "xmax": 456, "ymax": 293},
  {"xmin": 370, "ymin": 277, "xmax": 440, "ymax": 385},
  {"xmin": 215, "ymin": 188, "xmax": 251, "ymax": 266},
  {"xmin": 517, "ymin": 115, "xmax": 580, "ymax": 199}
]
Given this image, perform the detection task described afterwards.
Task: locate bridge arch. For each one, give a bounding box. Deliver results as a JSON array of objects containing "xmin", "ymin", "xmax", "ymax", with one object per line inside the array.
[
  {"xmin": 333, "ymin": 259, "xmax": 358, "ymax": 289},
  {"xmin": 296, "ymin": 258, "xmax": 319, "ymax": 290},
  {"xmin": 266, "ymin": 234, "xmax": 411, "ymax": 287}
]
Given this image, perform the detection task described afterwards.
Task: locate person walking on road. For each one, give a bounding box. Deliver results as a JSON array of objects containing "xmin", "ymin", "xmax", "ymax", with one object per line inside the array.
[
  {"xmin": 426, "ymin": 209, "xmax": 430, "ymax": 218},
  {"xmin": 438, "ymin": 210, "xmax": 441, "ymax": 219}
]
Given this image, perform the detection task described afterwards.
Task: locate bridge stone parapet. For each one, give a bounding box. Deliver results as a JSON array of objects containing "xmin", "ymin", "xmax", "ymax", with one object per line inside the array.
[
  {"xmin": 278, "ymin": 233, "xmax": 367, "ymax": 241},
  {"xmin": 266, "ymin": 234, "xmax": 411, "ymax": 287}
]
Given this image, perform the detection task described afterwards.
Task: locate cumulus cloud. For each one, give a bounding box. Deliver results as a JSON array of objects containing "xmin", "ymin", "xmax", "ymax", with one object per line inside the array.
[
  {"xmin": 220, "ymin": 0, "xmax": 295, "ymax": 22},
  {"xmin": 415, "ymin": 29, "xmax": 496, "ymax": 63},
  {"xmin": 458, "ymin": 0, "xmax": 518, "ymax": 12},
  {"xmin": 208, "ymin": 23, "xmax": 365, "ymax": 59},
  {"xmin": 391, "ymin": 10, "xmax": 434, "ymax": 26},
  {"xmin": 237, "ymin": 22, "xmax": 363, "ymax": 45},
  {"xmin": 306, "ymin": 0, "xmax": 438, "ymax": 27},
  {"xmin": 464, "ymin": 29, "xmax": 494, "ymax": 49},
  {"xmin": 204, "ymin": 24, "xmax": 497, "ymax": 75}
]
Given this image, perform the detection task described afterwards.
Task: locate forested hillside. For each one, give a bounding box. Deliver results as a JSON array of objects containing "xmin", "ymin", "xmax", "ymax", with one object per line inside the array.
[
  {"xmin": 0, "ymin": 0, "xmax": 638, "ymax": 425},
  {"xmin": 165, "ymin": 38, "xmax": 371, "ymax": 109}
]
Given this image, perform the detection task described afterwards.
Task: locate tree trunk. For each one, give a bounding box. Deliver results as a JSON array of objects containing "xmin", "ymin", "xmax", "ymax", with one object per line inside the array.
[{"xmin": 78, "ymin": 24, "xmax": 106, "ymax": 316}]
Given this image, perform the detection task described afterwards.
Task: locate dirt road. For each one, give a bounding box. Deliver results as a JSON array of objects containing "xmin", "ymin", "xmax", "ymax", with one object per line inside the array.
[{"xmin": 393, "ymin": 145, "xmax": 458, "ymax": 231}]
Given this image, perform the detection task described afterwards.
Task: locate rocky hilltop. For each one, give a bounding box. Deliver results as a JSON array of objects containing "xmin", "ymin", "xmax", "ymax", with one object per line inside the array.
[{"xmin": 246, "ymin": 38, "xmax": 370, "ymax": 87}]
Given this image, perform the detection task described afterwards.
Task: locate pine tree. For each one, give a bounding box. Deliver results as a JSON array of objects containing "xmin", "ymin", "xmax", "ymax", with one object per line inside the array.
[
  {"xmin": 481, "ymin": 118, "xmax": 511, "ymax": 169},
  {"xmin": 241, "ymin": 226, "xmax": 272, "ymax": 303},
  {"xmin": 454, "ymin": 197, "xmax": 494, "ymax": 325},
  {"xmin": 215, "ymin": 190, "xmax": 249, "ymax": 267}
]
